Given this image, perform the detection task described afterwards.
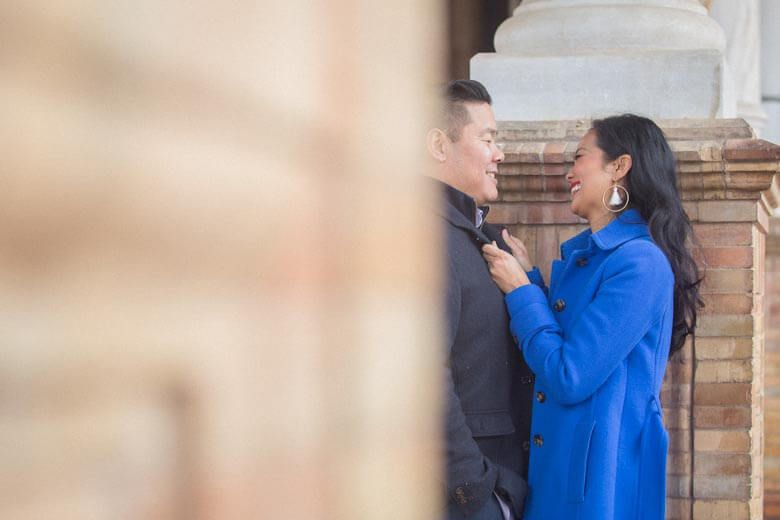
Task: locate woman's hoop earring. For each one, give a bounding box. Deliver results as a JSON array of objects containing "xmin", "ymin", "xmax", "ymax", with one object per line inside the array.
[{"xmin": 602, "ymin": 184, "xmax": 629, "ymax": 213}]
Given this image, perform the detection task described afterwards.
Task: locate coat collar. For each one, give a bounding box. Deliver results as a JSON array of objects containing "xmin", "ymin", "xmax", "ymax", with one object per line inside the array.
[
  {"xmin": 429, "ymin": 178, "xmax": 493, "ymax": 243},
  {"xmin": 561, "ymin": 208, "xmax": 650, "ymax": 259}
]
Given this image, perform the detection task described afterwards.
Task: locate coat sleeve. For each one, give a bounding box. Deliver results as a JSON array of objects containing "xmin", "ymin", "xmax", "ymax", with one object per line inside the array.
[
  {"xmin": 442, "ymin": 255, "xmax": 501, "ymax": 515},
  {"xmin": 504, "ymin": 242, "xmax": 673, "ymax": 405},
  {"xmin": 526, "ymin": 267, "xmax": 548, "ymax": 295}
]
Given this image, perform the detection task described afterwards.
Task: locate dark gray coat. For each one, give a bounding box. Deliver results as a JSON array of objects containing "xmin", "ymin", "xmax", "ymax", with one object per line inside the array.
[{"xmin": 434, "ymin": 181, "xmax": 533, "ymax": 519}]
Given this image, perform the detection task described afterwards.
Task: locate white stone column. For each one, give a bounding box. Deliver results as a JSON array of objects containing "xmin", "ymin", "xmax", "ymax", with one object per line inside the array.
[
  {"xmin": 761, "ymin": 0, "xmax": 780, "ymax": 144},
  {"xmin": 472, "ymin": 0, "xmax": 735, "ymax": 121},
  {"xmin": 709, "ymin": 0, "xmax": 767, "ymax": 136}
]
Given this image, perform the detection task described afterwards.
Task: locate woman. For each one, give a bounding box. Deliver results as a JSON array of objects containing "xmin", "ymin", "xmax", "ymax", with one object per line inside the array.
[{"xmin": 482, "ymin": 114, "xmax": 702, "ymax": 520}]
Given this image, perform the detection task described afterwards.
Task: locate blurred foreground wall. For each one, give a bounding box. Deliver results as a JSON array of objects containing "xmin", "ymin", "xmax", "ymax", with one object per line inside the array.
[{"xmin": 0, "ymin": 2, "xmax": 443, "ymax": 519}]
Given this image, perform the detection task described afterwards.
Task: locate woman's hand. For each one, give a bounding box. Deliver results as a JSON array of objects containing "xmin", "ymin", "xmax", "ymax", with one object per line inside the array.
[
  {"xmin": 482, "ymin": 241, "xmax": 530, "ymax": 293},
  {"xmin": 502, "ymin": 229, "xmax": 532, "ymax": 272}
]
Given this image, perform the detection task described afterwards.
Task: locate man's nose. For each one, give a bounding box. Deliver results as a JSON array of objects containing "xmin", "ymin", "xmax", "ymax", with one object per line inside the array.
[{"xmin": 494, "ymin": 143, "xmax": 505, "ymax": 163}]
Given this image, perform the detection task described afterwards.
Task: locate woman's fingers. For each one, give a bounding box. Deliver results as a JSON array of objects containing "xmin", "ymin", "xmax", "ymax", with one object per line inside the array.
[
  {"xmin": 482, "ymin": 242, "xmax": 503, "ymax": 257},
  {"xmin": 503, "ymin": 228, "xmax": 526, "ymax": 253}
]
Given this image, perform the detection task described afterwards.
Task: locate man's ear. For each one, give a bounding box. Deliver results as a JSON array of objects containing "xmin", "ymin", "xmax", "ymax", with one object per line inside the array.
[
  {"xmin": 613, "ymin": 154, "xmax": 632, "ymax": 181},
  {"xmin": 427, "ymin": 128, "xmax": 448, "ymax": 162}
]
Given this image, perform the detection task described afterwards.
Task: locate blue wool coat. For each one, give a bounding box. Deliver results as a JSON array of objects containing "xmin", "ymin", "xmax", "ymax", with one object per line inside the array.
[{"xmin": 505, "ymin": 210, "xmax": 674, "ymax": 520}]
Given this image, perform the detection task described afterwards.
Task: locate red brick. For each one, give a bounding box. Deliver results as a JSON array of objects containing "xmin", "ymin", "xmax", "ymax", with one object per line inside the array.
[
  {"xmin": 693, "ymin": 499, "xmax": 750, "ymax": 519},
  {"xmin": 694, "ymin": 453, "xmax": 751, "ymax": 476},
  {"xmin": 499, "ymin": 175, "xmax": 543, "ymax": 194},
  {"xmin": 696, "ymin": 361, "xmax": 752, "ymax": 383},
  {"xmin": 694, "ymin": 383, "xmax": 751, "ymax": 405},
  {"xmin": 665, "ymin": 408, "xmax": 691, "ymax": 430},
  {"xmin": 485, "ymin": 204, "xmax": 518, "ymax": 224},
  {"xmin": 697, "ymin": 201, "xmax": 758, "ymax": 223},
  {"xmin": 541, "ymin": 164, "xmax": 566, "ymax": 176},
  {"xmin": 668, "ymin": 452, "xmax": 692, "ymax": 475},
  {"xmin": 695, "ymin": 247, "xmax": 753, "ymax": 269},
  {"xmin": 695, "ymin": 430, "xmax": 751, "ymax": 453},
  {"xmin": 511, "ymin": 203, "xmax": 580, "ymax": 225},
  {"xmin": 693, "ymin": 475, "xmax": 751, "ymax": 500},
  {"xmin": 695, "ymin": 338, "xmax": 753, "ymax": 360},
  {"xmin": 723, "ymin": 138, "xmax": 780, "ymax": 161},
  {"xmin": 696, "ymin": 315, "xmax": 753, "ymax": 337},
  {"xmin": 702, "ymin": 173, "xmax": 727, "ymax": 191},
  {"xmin": 694, "ymin": 406, "xmax": 752, "ymax": 429},
  {"xmin": 497, "ymin": 163, "xmax": 543, "ymax": 176},
  {"xmin": 536, "ymin": 226, "xmax": 558, "ymax": 278},
  {"xmin": 694, "ymin": 223, "xmax": 753, "ymax": 246},
  {"xmin": 700, "ymin": 270, "xmax": 753, "ymax": 295},
  {"xmin": 543, "ymin": 173, "xmax": 569, "ymax": 193},
  {"xmin": 542, "ymin": 142, "xmax": 566, "ymax": 164},
  {"xmin": 666, "ymin": 498, "xmax": 692, "ymax": 520},
  {"xmin": 699, "ymin": 294, "xmax": 753, "ymax": 315},
  {"xmin": 667, "ymin": 475, "xmax": 692, "ymax": 498},
  {"xmin": 661, "ymin": 383, "xmax": 691, "ymax": 407}
]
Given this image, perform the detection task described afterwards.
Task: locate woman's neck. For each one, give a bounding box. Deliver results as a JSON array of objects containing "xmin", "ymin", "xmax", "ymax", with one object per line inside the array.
[{"xmin": 588, "ymin": 211, "xmax": 616, "ymax": 234}]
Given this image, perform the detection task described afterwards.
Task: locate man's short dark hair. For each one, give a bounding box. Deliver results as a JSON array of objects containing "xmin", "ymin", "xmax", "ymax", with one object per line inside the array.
[{"xmin": 442, "ymin": 80, "xmax": 492, "ymax": 142}]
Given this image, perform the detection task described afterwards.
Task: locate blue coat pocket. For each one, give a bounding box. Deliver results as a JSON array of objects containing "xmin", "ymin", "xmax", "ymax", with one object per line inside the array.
[
  {"xmin": 567, "ymin": 421, "xmax": 596, "ymax": 503},
  {"xmin": 636, "ymin": 397, "xmax": 668, "ymax": 520}
]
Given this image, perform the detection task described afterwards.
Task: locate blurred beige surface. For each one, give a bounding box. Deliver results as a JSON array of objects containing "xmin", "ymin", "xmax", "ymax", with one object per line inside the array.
[{"xmin": 0, "ymin": 2, "xmax": 443, "ymax": 518}]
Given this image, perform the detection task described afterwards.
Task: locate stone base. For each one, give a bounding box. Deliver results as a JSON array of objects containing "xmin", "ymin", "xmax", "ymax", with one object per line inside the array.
[{"xmin": 471, "ymin": 50, "xmax": 737, "ymax": 121}]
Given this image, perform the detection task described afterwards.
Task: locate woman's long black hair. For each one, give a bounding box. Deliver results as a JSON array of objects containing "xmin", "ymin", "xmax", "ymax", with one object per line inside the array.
[{"xmin": 592, "ymin": 114, "xmax": 703, "ymax": 358}]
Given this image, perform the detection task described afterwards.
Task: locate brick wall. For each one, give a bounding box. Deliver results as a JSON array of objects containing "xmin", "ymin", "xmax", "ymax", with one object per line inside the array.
[
  {"xmin": 492, "ymin": 120, "xmax": 780, "ymax": 520},
  {"xmin": 766, "ymin": 217, "xmax": 780, "ymax": 519}
]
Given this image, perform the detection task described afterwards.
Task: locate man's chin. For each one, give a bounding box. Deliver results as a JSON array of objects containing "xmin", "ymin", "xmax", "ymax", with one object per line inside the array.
[{"xmin": 483, "ymin": 188, "xmax": 500, "ymax": 204}]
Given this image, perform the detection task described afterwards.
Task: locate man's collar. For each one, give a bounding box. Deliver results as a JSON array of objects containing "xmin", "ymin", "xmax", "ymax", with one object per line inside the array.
[
  {"xmin": 429, "ymin": 178, "xmax": 489, "ymax": 227},
  {"xmin": 429, "ymin": 178, "xmax": 493, "ymax": 242}
]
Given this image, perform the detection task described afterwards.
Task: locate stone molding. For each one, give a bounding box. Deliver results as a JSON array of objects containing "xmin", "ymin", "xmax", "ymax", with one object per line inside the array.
[{"xmin": 496, "ymin": 119, "xmax": 780, "ymax": 207}]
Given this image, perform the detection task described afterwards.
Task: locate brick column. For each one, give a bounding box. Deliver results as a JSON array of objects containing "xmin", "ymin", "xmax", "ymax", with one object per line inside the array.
[
  {"xmin": 766, "ymin": 217, "xmax": 780, "ymax": 519},
  {"xmin": 492, "ymin": 119, "xmax": 780, "ymax": 520}
]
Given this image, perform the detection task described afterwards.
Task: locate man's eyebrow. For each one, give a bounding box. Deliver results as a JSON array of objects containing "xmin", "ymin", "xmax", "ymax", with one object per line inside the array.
[{"xmin": 480, "ymin": 127, "xmax": 498, "ymax": 136}]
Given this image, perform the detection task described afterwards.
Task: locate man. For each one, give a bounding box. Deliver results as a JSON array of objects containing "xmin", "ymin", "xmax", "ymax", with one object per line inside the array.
[{"xmin": 427, "ymin": 80, "xmax": 533, "ymax": 520}]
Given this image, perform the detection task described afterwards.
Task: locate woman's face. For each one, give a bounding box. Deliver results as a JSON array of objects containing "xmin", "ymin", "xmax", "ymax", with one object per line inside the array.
[{"xmin": 566, "ymin": 129, "xmax": 618, "ymax": 225}]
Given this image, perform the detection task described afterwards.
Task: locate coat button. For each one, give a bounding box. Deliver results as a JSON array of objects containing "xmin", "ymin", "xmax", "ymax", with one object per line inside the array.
[
  {"xmin": 536, "ymin": 391, "xmax": 546, "ymax": 403},
  {"xmin": 533, "ymin": 434, "xmax": 544, "ymax": 447},
  {"xmin": 553, "ymin": 299, "xmax": 566, "ymax": 312},
  {"xmin": 522, "ymin": 440, "xmax": 530, "ymax": 452},
  {"xmin": 576, "ymin": 257, "xmax": 589, "ymax": 267}
]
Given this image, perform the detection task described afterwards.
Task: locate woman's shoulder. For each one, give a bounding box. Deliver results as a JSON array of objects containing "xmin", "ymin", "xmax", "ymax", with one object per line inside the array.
[{"xmin": 605, "ymin": 237, "xmax": 673, "ymax": 281}]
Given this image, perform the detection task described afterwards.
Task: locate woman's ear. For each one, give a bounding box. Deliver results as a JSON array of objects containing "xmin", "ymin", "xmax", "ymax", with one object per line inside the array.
[
  {"xmin": 427, "ymin": 128, "xmax": 448, "ymax": 162},
  {"xmin": 614, "ymin": 153, "xmax": 632, "ymax": 181}
]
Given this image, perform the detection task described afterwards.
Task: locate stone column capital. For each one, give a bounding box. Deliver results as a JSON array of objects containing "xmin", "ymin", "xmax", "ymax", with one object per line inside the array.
[{"xmin": 495, "ymin": 0, "xmax": 724, "ymax": 56}]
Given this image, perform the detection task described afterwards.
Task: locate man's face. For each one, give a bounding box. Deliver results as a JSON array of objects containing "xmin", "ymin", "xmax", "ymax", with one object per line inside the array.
[{"xmin": 445, "ymin": 102, "xmax": 504, "ymax": 205}]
